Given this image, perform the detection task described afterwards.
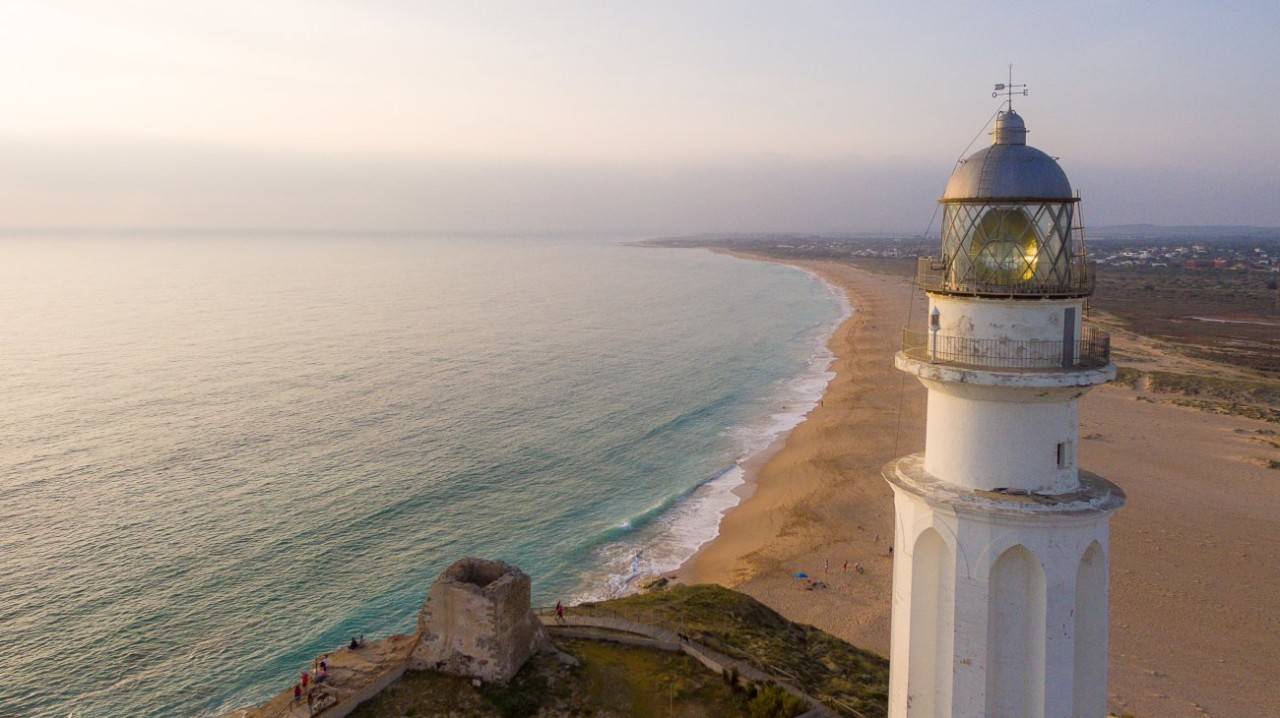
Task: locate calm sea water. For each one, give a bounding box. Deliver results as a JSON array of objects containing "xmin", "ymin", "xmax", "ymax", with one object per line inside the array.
[{"xmin": 0, "ymin": 234, "xmax": 845, "ymax": 717}]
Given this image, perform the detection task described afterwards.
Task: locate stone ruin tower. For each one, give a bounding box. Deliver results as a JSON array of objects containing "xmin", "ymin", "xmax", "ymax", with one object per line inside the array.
[
  {"xmin": 884, "ymin": 91, "xmax": 1125, "ymax": 717},
  {"xmin": 410, "ymin": 558, "xmax": 548, "ymax": 683}
]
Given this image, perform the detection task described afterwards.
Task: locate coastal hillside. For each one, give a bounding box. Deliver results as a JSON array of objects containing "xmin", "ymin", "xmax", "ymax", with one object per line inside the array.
[
  {"xmin": 346, "ymin": 583, "xmax": 888, "ymax": 718},
  {"xmin": 576, "ymin": 584, "xmax": 890, "ymax": 716}
]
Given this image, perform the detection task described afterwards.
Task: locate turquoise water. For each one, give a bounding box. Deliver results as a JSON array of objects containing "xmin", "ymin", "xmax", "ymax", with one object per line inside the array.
[{"xmin": 0, "ymin": 235, "xmax": 845, "ymax": 717}]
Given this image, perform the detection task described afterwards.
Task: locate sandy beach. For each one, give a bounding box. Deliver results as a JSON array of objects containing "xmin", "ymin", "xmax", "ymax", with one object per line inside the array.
[{"xmin": 678, "ymin": 254, "xmax": 1280, "ymax": 718}]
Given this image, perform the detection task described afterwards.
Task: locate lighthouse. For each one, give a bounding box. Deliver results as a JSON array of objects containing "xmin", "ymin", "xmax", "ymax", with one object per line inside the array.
[{"xmin": 884, "ymin": 92, "xmax": 1124, "ymax": 718}]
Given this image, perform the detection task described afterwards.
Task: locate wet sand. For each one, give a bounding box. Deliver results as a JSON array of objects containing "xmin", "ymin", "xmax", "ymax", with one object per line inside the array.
[{"xmin": 678, "ymin": 255, "xmax": 1280, "ymax": 718}]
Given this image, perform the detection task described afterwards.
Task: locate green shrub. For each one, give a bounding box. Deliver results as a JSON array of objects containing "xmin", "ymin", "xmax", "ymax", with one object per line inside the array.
[
  {"xmin": 746, "ymin": 684, "xmax": 807, "ymax": 718},
  {"xmin": 481, "ymin": 670, "xmax": 549, "ymax": 718}
]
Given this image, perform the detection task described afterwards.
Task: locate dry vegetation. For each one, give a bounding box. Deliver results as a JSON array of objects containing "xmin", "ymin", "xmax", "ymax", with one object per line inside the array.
[
  {"xmin": 576, "ymin": 584, "xmax": 890, "ymax": 717},
  {"xmin": 1094, "ymin": 267, "xmax": 1279, "ymax": 376},
  {"xmin": 347, "ymin": 641, "xmax": 798, "ymax": 718},
  {"xmin": 346, "ymin": 584, "xmax": 876, "ymax": 718}
]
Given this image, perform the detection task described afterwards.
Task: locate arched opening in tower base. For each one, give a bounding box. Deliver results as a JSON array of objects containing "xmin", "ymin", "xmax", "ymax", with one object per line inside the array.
[
  {"xmin": 1073, "ymin": 541, "xmax": 1108, "ymax": 717},
  {"xmin": 986, "ymin": 544, "xmax": 1046, "ymax": 718},
  {"xmin": 908, "ymin": 528, "xmax": 955, "ymax": 717}
]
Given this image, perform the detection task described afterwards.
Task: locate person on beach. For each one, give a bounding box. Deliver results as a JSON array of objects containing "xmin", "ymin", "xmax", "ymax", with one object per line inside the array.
[
  {"xmin": 301, "ymin": 671, "xmax": 309, "ymax": 690},
  {"xmin": 293, "ymin": 683, "xmax": 302, "ymax": 703},
  {"xmin": 843, "ymin": 560, "xmax": 849, "ymax": 573},
  {"xmin": 555, "ymin": 600, "xmax": 565, "ymax": 623},
  {"xmin": 349, "ymin": 636, "xmax": 359, "ymax": 650}
]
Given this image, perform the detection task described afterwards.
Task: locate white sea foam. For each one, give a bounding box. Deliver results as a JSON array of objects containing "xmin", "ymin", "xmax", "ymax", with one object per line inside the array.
[{"xmin": 574, "ymin": 268, "xmax": 852, "ymax": 602}]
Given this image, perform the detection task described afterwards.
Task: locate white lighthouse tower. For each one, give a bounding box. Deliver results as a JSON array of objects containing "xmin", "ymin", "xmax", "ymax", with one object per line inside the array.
[{"xmin": 884, "ymin": 88, "xmax": 1124, "ymax": 718}]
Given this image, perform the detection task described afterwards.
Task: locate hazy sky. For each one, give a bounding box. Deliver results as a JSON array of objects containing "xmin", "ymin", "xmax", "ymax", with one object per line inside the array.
[{"xmin": 3, "ymin": 1, "xmax": 1277, "ymax": 233}]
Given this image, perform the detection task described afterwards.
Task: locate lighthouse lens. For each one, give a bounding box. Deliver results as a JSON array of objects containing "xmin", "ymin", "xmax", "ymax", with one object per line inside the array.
[
  {"xmin": 969, "ymin": 208, "xmax": 1039, "ymax": 283},
  {"xmin": 938, "ymin": 201, "xmax": 1082, "ymax": 295}
]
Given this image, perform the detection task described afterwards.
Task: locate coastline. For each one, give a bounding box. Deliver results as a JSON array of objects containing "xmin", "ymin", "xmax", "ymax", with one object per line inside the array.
[
  {"xmin": 675, "ymin": 254, "xmax": 926, "ymax": 656},
  {"xmin": 670, "ymin": 249, "xmax": 1280, "ymax": 718},
  {"xmin": 575, "ymin": 250, "xmax": 851, "ymax": 602}
]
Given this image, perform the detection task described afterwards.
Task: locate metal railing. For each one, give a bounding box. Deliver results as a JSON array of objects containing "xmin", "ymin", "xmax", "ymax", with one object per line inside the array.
[
  {"xmin": 901, "ymin": 325, "xmax": 1110, "ymax": 370},
  {"xmin": 916, "ymin": 256, "xmax": 1096, "ymax": 297}
]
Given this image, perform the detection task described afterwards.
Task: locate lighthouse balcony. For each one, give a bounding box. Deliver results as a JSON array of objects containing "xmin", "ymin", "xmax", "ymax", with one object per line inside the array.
[
  {"xmin": 900, "ymin": 325, "xmax": 1110, "ymax": 371},
  {"xmin": 916, "ymin": 255, "xmax": 1096, "ymax": 298}
]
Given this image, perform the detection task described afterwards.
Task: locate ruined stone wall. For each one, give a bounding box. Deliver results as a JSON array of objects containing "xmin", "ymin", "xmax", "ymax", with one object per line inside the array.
[{"xmin": 409, "ymin": 558, "xmax": 546, "ymax": 683}]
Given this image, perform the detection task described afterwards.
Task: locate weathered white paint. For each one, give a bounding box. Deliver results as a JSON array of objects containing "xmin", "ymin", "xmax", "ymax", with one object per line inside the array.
[
  {"xmin": 923, "ymin": 390, "xmax": 1079, "ymax": 493},
  {"xmin": 888, "ymin": 267, "xmax": 1119, "ymax": 715},
  {"xmin": 896, "ymin": 355, "xmax": 1115, "ymax": 392},
  {"xmin": 1073, "ymin": 542, "xmax": 1109, "ymax": 717},
  {"xmin": 907, "ymin": 529, "xmax": 954, "ymax": 716},
  {"xmin": 884, "ymin": 460, "xmax": 1121, "ymax": 718},
  {"xmin": 886, "ymin": 104, "xmax": 1123, "ymax": 718},
  {"xmin": 987, "ymin": 545, "xmax": 1045, "ymax": 718},
  {"xmin": 928, "ymin": 295, "xmax": 1084, "ymax": 345}
]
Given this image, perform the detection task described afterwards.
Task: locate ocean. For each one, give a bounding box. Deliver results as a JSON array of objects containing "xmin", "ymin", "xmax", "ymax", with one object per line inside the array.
[{"xmin": 0, "ymin": 234, "xmax": 846, "ymax": 717}]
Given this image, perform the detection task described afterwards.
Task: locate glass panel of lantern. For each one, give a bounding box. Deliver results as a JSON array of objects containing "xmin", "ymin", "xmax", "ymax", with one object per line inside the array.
[{"xmin": 941, "ymin": 201, "xmax": 1077, "ymax": 291}]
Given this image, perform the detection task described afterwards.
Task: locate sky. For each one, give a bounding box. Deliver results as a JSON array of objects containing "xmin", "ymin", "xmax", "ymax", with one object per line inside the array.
[{"xmin": 2, "ymin": 0, "xmax": 1278, "ymax": 233}]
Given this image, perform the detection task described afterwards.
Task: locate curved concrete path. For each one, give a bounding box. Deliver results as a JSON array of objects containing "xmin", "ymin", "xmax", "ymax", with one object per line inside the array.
[{"xmin": 539, "ymin": 613, "xmax": 843, "ymax": 718}]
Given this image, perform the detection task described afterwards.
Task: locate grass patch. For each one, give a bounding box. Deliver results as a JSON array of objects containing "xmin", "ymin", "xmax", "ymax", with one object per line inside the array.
[
  {"xmin": 479, "ymin": 664, "xmax": 555, "ymax": 718},
  {"xmin": 347, "ymin": 669, "xmax": 497, "ymax": 717},
  {"xmin": 1114, "ymin": 367, "xmax": 1280, "ymax": 423},
  {"xmin": 747, "ymin": 684, "xmax": 809, "ymax": 718},
  {"xmin": 1143, "ymin": 370, "xmax": 1280, "ymax": 406},
  {"xmin": 563, "ymin": 639, "xmax": 778, "ymax": 717},
  {"xmin": 1169, "ymin": 398, "xmax": 1280, "ymax": 424},
  {"xmin": 575, "ymin": 584, "xmax": 889, "ymax": 717},
  {"xmin": 1113, "ymin": 366, "xmax": 1144, "ymax": 388},
  {"xmin": 347, "ymin": 637, "xmax": 778, "ymax": 718}
]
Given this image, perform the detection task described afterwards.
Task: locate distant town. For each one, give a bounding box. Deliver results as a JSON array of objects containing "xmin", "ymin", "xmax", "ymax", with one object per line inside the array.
[
  {"xmin": 654, "ymin": 227, "xmax": 1280, "ymax": 276},
  {"xmin": 649, "ymin": 226, "xmax": 1280, "ymax": 379},
  {"xmin": 1091, "ymin": 238, "xmax": 1278, "ymax": 272}
]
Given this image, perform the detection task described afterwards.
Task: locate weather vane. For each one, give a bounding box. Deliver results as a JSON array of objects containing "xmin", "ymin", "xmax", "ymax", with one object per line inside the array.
[{"xmin": 992, "ymin": 63, "xmax": 1028, "ymax": 111}]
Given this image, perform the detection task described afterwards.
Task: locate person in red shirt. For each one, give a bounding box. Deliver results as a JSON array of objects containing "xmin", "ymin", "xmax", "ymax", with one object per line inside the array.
[
  {"xmin": 293, "ymin": 683, "xmax": 302, "ymax": 702},
  {"xmin": 301, "ymin": 671, "xmax": 310, "ymax": 689}
]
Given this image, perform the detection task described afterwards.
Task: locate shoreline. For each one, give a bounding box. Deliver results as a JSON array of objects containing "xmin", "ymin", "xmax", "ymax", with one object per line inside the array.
[
  {"xmin": 703, "ymin": 252, "xmax": 855, "ymax": 530},
  {"xmin": 570, "ymin": 249, "xmax": 851, "ymax": 602},
  {"xmin": 666, "ymin": 248, "xmax": 1280, "ymax": 718},
  {"xmin": 674, "ymin": 254, "xmax": 926, "ymax": 656}
]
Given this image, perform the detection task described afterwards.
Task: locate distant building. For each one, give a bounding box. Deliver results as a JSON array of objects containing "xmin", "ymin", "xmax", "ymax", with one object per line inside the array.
[{"xmin": 884, "ymin": 106, "xmax": 1123, "ymax": 717}]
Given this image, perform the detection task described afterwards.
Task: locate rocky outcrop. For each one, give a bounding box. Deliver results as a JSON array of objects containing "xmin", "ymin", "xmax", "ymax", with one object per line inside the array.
[{"xmin": 408, "ymin": 558, "xmax": 548, "ymax": 683}]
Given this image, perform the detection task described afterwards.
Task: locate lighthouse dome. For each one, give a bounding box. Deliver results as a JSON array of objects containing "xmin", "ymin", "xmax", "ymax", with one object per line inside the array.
[{"xmin": 943, "ymin": 111, "xmax": 1072, "ymax": 200}]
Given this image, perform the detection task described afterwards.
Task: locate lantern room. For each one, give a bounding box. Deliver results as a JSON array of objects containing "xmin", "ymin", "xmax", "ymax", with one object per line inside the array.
[{"xmin": 919, "ymin": 110, "xmax": 1093, "ymax": 298}]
